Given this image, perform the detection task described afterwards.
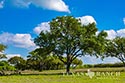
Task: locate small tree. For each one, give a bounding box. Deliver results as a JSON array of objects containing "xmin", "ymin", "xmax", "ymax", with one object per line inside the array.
[
  {"xmin": 34, "ymin": 16, "xmax": 107, "ymax": 74},
  {"xmin": 28, "ymin": 51, "xmax": 64, "ymax": 70},
  {"xmin": 8, "ymin": 56, "xmax": 26, "ymax": 70},
  {"xmin": 106, "ymin": 37, "xmax": 125, "ymax": 67},
  {"xmin": 27, "ymin": 51, "xmax": 46, "ymax": 71}
]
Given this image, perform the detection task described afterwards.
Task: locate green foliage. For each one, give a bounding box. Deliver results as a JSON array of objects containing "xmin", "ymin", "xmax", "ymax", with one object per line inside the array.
[
  {"xmin": 83, "ymin": 64, "xmax": 94, "ymax": 68},
  {"xmin": 27, "ymin": 53, "xmax": 65, "ymax": 70},
  {"xmin": 34, "ymin": 16, "xmax": 107, "ymax": 73},
  {"xmin": 70, "ymin": 58, "xmax": 83, "ymax": 69},
  {"xmin": 27, "ymin": 51, "xmax": 83, "ymax": 71},
  {"xmin": 83, "ymin": 63, "xmax": 124, "ymax": 68},
  {"xmin": 0, "ymin": 44, "xmax": 7, "ymax": 52},
  {"xmin": 0, "ymin": 44, "xmax": 7, "ymax": 59},
  {"xmin": 0, "ymin": 61, "xmax": 16, "ymax": 71},
  {"xmin": 105, "ymin": 37, "xmax": 125, "ymax": 67},
  {"xmin": 93, "ymin": 63, "xmax": 124, "ymax": 68},
  {"xmin": 8, "ymin": 56, "xmax": 26, "ymax": 70}
]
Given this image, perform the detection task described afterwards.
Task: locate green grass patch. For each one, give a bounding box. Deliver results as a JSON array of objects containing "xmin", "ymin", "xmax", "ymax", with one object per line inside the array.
[
  {"xmin": 0, "ymin": 73, "xmax": 125, "ymax": 83},
  {"xmin": 0, "ymin": 68, "xmax": 125, "ymax": 83}
]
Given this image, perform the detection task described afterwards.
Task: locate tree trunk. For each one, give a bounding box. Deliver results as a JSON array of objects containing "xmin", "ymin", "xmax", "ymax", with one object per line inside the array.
[
  {"xmin": 39, "ymin": 62, "xmax": 43, "ymax": 71},
  {"xmin": 66, "ymin": 54, "xmax": 72, "ymax": 74},
  {"xmin": 122, "ymin": 61, "xmax": 125, "ymax": 68},
  {"xmin": 56, "ymin": 63, "xmax": 59, "ymax": 70},
  {"xmin": 66, "ymin": 62, "xmax": 71, "ymax": 74}
]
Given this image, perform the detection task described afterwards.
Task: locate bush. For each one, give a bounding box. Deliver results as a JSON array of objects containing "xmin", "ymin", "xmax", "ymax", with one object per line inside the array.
[
  {"xmin": 0, "ymin": 61, "xmax": 16, "ymax": 71},
  {"xmin": 83, "ymin": 64, "xmax": 94, "ymax": 68},
  {"xmin": 93, "ymin": 63, "xmax": 124, "ymax": 68},
  {"xmin": 83, "ymin": 63, "xmax": 124, "ymax": 68}
]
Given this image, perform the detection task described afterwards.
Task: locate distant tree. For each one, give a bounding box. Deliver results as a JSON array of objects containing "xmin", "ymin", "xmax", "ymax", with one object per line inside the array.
[
  {"xmin": 0, "ymin": 44, "xmax": 7, "ymax": 59},
  {"xmin": 27, "ymin": 51, "xmax": 47, "ymax": 71},
  {"xmin": 8, "ymin": 56, "xmax": 26, "ymax": 70},
  {"xmin": 44, "ymin": 55, "xmax": 64, "ymax": 70},
  {"xmin": 71, "ymin": 58, "xmax": 83, "ymax": 69},
  {"xmin": 26, "ymin": 59, "xmax": 38, "ymax": 70},
  {"xmin": 34, "ymin": 16, "xmax": 107, "ymax": 74},
  {"xmin": 106, "ymin": 37, "xmax": 125, "ymax": 67},
  {"xmin": 27, "ymin": 52, "xmax": 64, "ymax": 70}
]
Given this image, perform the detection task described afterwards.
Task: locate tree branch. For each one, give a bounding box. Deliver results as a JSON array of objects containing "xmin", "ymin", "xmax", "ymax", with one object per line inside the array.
[
  {"xmin": 72, "ymin": 49, "xmax": 81, "ymax": 57},
  {"xmin": 71, "ymin": 53, "xmax": 83, "ymax": 62},
  {"xmin": 57, "ymin": 55, "xmax": 66, "ymax": 64}
]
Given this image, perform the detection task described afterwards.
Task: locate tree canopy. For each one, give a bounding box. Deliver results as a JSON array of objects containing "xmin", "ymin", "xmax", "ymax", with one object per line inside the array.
[
  {"xmin": 105, "ymin": 37, "xmax": 125, "ymax": 67},
  {"xmin": 34, "ymin": 16, "xmax": 107, "ymax": 74},
  {"xmin": 8, "ymin": 56, "xmax": 26, "ymax": 70}
]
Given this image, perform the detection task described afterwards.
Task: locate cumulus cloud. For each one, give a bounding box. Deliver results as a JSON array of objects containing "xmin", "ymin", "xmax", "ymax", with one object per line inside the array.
[
  {"xmin": 77, "ymin": 15, "xmax": 97, "ymax": 26},
  {"xmin": 105, "ymin": 30, "xmax": 117, "ymax": 39},
  {"xmin": 117, "ymin": 29, "xmax": 125, "ymax": 37},
  {"xmin": 0, "ymin": 32, "xmax": 35, "ymax": 49},
  {"xmin": 6, "ymin": 54, "xmax": 21, "ymax": 59},
  {"xmin": 104, "ymin": 29, "xmax": 125, "ymax": 39},
  {"xmin": 102, "ymin": 57, "xmax": 120, "ymax": 63},
  {"xmin": 34, "ymin": 22, "xmax": 50, "ymax": 34},
  {"xmin": 11, "ymin": 0, "xmax": 70, "ymax": 13},
  {"xmin": 0, "ymin": 0, "xmax": 4, "ymax": 8},
  {"xmin": 82, "ymin": 56, "xmax": 120, "ymax": 64}
]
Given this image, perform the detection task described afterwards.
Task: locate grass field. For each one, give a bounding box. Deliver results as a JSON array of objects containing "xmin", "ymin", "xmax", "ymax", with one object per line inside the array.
[{"xmin": 0, "ymin": 68, "xmax": 125, "ymax": 83}]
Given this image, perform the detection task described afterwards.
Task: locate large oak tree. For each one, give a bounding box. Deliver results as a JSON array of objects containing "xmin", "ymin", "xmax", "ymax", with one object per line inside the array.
[{"xmin": 34, "ymin": 16, "xmax": 107, "ymax": 74}]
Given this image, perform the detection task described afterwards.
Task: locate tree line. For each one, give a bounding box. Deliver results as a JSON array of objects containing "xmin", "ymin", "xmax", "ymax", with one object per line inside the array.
[{"xmin": 0, "ymin": 51, "xmax": 83, "ymax": 72}]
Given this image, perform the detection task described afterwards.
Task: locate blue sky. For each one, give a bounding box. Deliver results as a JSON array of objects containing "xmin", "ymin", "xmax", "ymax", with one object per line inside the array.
[{"xmin": 0, "ymin": 0, "xmax": 125, "ymax": 64}]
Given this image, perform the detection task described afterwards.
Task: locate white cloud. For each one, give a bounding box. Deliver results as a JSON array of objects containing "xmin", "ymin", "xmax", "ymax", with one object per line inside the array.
[
  {"xmin": 117, "ymin": 29, "xmax": 125, "ymax": 37},
  {"xmin": 105, "ymin": 29, "xmax": 125, "ymax": 39},
  {"xmin": 12, "ymin": 0, "xmax": 31, "ymax": 8},
  {"xmin": 34, "ymin": 22, "xmax": 50, "ymax": 34},
  {"xmin": 32, "ymin": 0, "xmax": 70, "ymax": 13},
  {"xmin": 6, "ymin": 54, "xmax": 21, "ymax": 59},
  {"xmin": 102, "ymin": 57, "xmax": 120, "ymax": 63},
  {"xmin": 0, "ymin": 0, "xmax": 4, "ymax": 8},
  {"xmin": 0, "ymin": 32, "xmax": 35, "ymax": 49},
  {"xmin": 78, "ymin": 15, "xmax": 97, "ymax": 26},
  {"xmin": 82, "ymin": 56, "xmax": 120, "ymax": 64},
  {"xmin": 12, "ymin": 0, "xmax": 70, "ymax": 13},
  {"xmin": 105, "ymin": 30, "xmax": 117, "ymax": 39}
]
